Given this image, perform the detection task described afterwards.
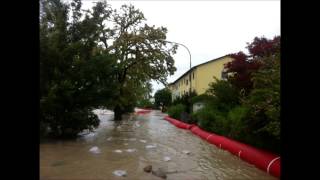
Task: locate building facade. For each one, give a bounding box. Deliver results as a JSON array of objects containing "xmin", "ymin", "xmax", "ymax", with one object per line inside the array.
[{"xmin": 168, "ymin": 55, "xmax": 234, "ymax": 101}]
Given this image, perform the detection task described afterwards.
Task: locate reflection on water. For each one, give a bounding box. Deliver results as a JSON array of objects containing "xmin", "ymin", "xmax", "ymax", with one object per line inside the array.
[{"xmin": 40, "ymin": 110, "xmax": 277, "ymax": 180}]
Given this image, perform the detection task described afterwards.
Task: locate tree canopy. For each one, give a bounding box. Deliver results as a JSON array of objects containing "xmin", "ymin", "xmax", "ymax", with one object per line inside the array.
[
  {"xmin": 40, "ymin": 0, "xmax": 177, "ymax": 137},
  {"xmin": 154, "ymin": 88, "xmax": 172, "ymax": 110},
  {"xmin": 224, "ymin": 36, "xmax": 280, "ymax": 95}
]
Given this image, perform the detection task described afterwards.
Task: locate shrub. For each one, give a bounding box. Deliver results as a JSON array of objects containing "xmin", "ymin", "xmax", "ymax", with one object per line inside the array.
[
  {"xmin": 206, "ymin": 78, "xmax": 240, "ymax": 113},
  {"xmin": 172, "ymin": 91, "xmax": 197, "ymax": 113},
  {"xmin": 226, "ymin": 106, "xmax": 250, "ymax": 139},
  {"xmin": 137, "ymin": 99, "xmax": 153, "ymax": 108},
  {"xmin": 191, "ymin": 94, "xmax": 213, "ymax": 104},
  {"xmin": 167, "ymin": 104, "xmax": 186, "ymax": 119},
  {"xmin": 44, "ymin": 108, "xmax": 100, "ymax": 138},
  {"xmin": 192, "ymin": 106, "xmax": 227, "ymax": 135}
]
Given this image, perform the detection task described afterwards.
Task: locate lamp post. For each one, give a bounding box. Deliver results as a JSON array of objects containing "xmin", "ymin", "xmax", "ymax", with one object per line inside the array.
[{"xmin": 162, "ymin": 40, "xmax": 192, "ymax": 95}]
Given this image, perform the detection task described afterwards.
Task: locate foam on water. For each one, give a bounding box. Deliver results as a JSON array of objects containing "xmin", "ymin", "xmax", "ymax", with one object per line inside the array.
[
  {"xmin": 113, "ymin": 170, "xmax": 127, "ymax": 177},
  {"xmin": 89, "ymin": 146, "xmax": 101, "ymax": 154}
]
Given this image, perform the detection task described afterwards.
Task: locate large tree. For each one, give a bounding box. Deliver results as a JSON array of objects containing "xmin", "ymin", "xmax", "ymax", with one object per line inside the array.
[
  {"xmin": 40, "ymin": 0, "xmax": 177, "ymax": 139},
  {"xmin": 244, "ymin": 46, "xmax": 280, "ymax": 141},
  {"xmin": 224, "ymin": 36, "xmax": 280, "ymax": 95},
  {"xmin": 40, "ymin": 0, "xmax": 117, "ymax": 137},
  {"xmin": 90, "ymin": 3, "xmax": 177, "ymax": 120},
  {"xmin": 154, "ymin": 88, "xmax": 172, "ymax": 111}
]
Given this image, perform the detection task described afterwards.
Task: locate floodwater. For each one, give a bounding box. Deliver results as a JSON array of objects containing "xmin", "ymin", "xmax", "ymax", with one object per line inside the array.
[{"xmin": 40, "ymin": 109, "xmax": 277, "ymax": 180}]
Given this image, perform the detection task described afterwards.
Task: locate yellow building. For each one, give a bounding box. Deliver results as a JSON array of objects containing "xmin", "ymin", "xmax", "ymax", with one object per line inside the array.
[{"xmin": 168, "ymin": 55, "xmax": 234, "ymax": 101}]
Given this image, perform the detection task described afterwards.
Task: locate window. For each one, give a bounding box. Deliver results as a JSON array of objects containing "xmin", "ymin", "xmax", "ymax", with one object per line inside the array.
[
  {"xmin": 193, "ymin": 72, "xmax": 194, "ymax": 79},
  {"xmin": 186, "ymin": 80, "xmax": 188, "ymax": 85}
]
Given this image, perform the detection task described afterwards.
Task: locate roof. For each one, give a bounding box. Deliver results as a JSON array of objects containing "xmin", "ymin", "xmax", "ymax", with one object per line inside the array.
[{"xmin": 168, "ymin": 54, "xmax": 231, "ymax": 85}]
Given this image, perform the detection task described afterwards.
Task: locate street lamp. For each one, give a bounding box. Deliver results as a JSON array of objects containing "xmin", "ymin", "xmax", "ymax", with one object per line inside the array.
[{"xmin": 162, "ymin": 40, "xmax": 192, "ymax": 95}]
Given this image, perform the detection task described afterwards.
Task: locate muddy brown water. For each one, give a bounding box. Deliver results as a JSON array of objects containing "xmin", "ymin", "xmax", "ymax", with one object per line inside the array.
[{"xmin": 40, "ymin": 110, "xmax": 277, "ymax": 180}]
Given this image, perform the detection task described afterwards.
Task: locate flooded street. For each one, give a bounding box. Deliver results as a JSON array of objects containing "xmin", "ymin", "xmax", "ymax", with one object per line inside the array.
[{"xmin": 40, "ymin": 110, "xmax": 277, "ymax": 180}]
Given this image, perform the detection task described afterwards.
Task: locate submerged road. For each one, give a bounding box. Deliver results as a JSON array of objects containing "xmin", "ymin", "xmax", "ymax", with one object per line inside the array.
[{"xmin": 40, "ymin": 109, "xmax": 277, "ymax": 180}]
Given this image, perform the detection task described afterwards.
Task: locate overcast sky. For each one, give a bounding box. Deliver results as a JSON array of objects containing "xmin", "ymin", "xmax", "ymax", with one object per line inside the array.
[{"xmin": 79, "ymin": 0, "xmax": 280, "ymax": 96}]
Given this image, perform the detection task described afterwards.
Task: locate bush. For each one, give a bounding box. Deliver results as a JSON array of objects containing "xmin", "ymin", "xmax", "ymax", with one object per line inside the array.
[
  {"xmin": 137, "ymin": 99, "xmax": 153, "ymax": 108},
  {"xmin": 192, "ymin": 106, "xmax": 227, "ymax": 135},
  {"xmin": 42, "ymin": 108, "xmax": 100, "ymax": 138},
  {"xmin": 226, "ymin": 106, "xmax": 249, "ymax": 139},
  {"xmin": 191, "ymin": 94, "xmax": 213, "ymax": 104},
  {"xmin": 172, "ymin": 91, "xmax": 197, "ymax": 113},
  {"xmin": 167, "ymin": 104, "xmax": 186, "ymax": 119},
  {"xmin": 206, "ymin": 78, "xmax": 240, "ymax": 112}
]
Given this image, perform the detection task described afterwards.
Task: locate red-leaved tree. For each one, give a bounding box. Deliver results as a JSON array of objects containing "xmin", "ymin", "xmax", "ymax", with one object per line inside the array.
[
  {"xmin": 247, "ymin": 36, "xmax": 280, "ymax": 58},
  {"xmin": 224, "ymin": 36, "xmax": 280, "ymax": 94}
]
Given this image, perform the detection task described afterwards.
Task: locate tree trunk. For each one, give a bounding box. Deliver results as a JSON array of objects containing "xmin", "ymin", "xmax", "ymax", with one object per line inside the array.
[
  {"xmin": 114, "ymin": 80, "xmax": 125, "ymax": 121},
  {"xmin": 114, "ymin": 105, "xmax": 122, "ymax": 121}
]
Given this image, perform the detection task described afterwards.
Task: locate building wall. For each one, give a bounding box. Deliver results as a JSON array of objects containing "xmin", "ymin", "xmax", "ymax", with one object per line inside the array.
[
  {"xmin": 169, "ymin": 56, "xmax": 233, "ymax": 101},
  {"xmin": 170, "ymin": 70, "xmax": 195, "ymax": 101},
  {"xmin": 194, "ymin": 56, "xmax": 234, "ymax": 94}
]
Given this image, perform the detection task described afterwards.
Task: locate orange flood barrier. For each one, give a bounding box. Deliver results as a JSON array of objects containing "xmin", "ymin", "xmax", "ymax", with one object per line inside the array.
[{"xmin": 164, "ymin": 116, "xmax": 280, "ymax": 178}]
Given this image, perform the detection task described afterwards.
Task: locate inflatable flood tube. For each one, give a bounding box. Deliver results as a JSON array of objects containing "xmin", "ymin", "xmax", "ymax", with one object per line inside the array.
[
  {"xmin": 164, "ymin": 116, "xmax": 193, "ymax": 130},
  {"xmin": 164, "ymin": 116, "xmax": 280, "ymax": 178},
  {"xmin": 136, "ymin": 109, "xmax": 152, "ymax": 114}
]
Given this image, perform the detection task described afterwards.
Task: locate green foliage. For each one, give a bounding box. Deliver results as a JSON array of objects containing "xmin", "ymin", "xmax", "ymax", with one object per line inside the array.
[
  {"xmin": 167, "ymin": 104, "xmax": 186, "ymax": 119},
  {"xmin": 192, "ymin": 78, "xmax": 239, "ymax": 135},
  {"xmin": 189, "ymin": 36, "xmax": 280, "ymax": 153},
  {"xmin": 226, "ymin": 106, "xmax": 249, "ymax": 139},
  {"xmin": 190, "ymin": 94, "xmax": 213, "ymax": 104},
  {"xmin": 172, "ymin": 91, "xmax": 197, "ymax": 113},
  {"xmin": 40, "ymin": 0, "xmax": 114, "ymax": 138},
  {"xmin": 244, "ymin": 52, "xmax": 280, "ymax": 141},
  {"xmin": 154, "ymin": 88, "xmax": 172, "ymax": 110},
  {"xmin": 90, "ymin": 2, "xmax": 178, "ymax": 119},
  {"xmin": 202, "ymin": 78, "xmax": 240, "ymax": 117},
  {"xmin": 192, "ymin": 106, "xmax": 227, "ymax": 134},
  {"xmin": 40, "ymin": 0, "xmax": 177, "ymax": 139},
  {"xmin": 206, "ymin": 78, "xmax": 240, "ymax": 110},
  {"xmin": 137, "ymin": 99, "xmax": 154, "ymax": 108}
]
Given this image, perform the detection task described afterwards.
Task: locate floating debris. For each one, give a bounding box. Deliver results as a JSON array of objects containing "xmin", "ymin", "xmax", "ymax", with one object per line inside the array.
[
  {"xmin": 106, "ymin": 137, "xmax": 112, "ymax": 141},
  {"xmin": 163, "ymin": 156, "xmax": 171, "ymax": 162},
  {"xmin": 89, "ymin": 146, "xmax": 101, "ymax": 154},
  {"xmin": 182, "ymin": 150, "xmax": 191, "ymax": 155},
  {"xmin": 151, "ymin": 168, "xmax": 167, "ymax": 179},
  {"xmin": 124, "ymin": 143, "xmax": 129, "ymax": 146},
  {"xmin": 114, "ymin": 149, "xmax": 123, "ymax": 153},
  {"xmin": 135, "ymin": 122, "xmax": 141, "ymax": 127},
  {"xmin": 143, "ymin": 165, "xmax": 152, "ymax": 173},
  {"xmin": 113, "ymin": 170, "xmax": 127, "ymax": 177},
  {"xmin": 126, "ymin": 148, "xmax": 137, "ymax": 153},
  {"xmin": 146, "ymin": 144, "xmax": 157, "ymax": 149},
  {"xmin": 139, "ymin": 139, "xmax": 147, "ymax": 143}
]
